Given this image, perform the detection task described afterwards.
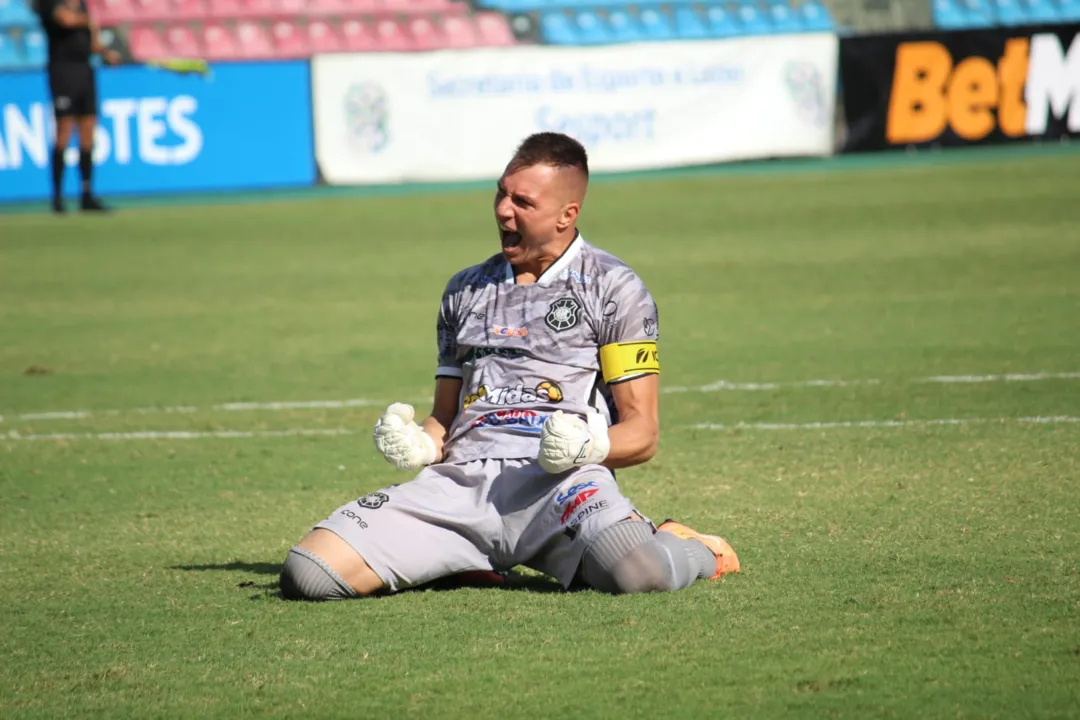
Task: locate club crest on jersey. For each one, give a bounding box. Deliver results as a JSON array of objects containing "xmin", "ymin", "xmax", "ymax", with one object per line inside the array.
[
  {"xmin": 357, "ymin": 492, "xmax": 389, "ymax": 509},
  {"xmin": 545, "ymin": 298, "xmax": 581, "ymax": 332}
]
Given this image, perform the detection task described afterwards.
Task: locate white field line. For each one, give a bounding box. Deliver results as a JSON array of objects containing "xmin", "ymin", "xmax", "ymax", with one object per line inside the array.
[
  {"xmin": 663, "ymin": 370, "xmax": 1080, "ymax": 394},
  {"xmin": 917, "ymin": 372, "xmax": 1080, "ymax": 384},
  {"xmin": 3, "ymin": 428, "xmax": 355, "ymax": 441},
  {"xmin": 664, "ymin": 378, "xmax": 880, "ymax": 393},
  {"xmin": 689, "ymin": 416, "xmax": 1080, "ymax": 431},
  {"xmin": 0, "ymin": 371, "xmax": 1077, "ymax": 425},
  {"xmin": 0, "ymin": 398, "xmax": 379, "ymax": 424}
]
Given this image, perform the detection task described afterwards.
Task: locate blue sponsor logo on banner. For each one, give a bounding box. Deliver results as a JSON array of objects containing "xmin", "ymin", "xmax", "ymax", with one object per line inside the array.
[{"xmin": 0, "ymin": 61, "xmax": 314, "ymax": 202}]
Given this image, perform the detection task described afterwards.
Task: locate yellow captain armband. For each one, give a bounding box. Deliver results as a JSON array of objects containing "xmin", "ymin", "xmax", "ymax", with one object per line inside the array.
[{"xmin": 599, "ymin": 341, "xmax": 660, "ymax": 384}]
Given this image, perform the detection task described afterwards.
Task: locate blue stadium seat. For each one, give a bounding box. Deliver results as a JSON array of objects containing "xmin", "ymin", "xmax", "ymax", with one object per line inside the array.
[
  {"xmin": 992, "ymin": 0, "xmax": 1028, "ymax": 23},
  {"xmin": 528, "ymin": 0, "xmax": 572, "ymax": 10},
  {"xmin": 1055, "ymin": 0, "xmax": 1080, "ymax": 19},
  {"xmin": 475, "ymin": 0, "xmax": 530, "ymax": 11},
  {"xmin": 0, "ymin": 0, "xmax": 37, "ymax": 29},
  {"xmin": 931, "ymin": 0, "xmax": 966, "ymax": 26},
  {"xmin": 573, "ymin": 10, "xmax": 611, "ymax": 44},
  {"xmin": 606, "ymin": 9, "xmax": 645, "ymax": 43},
  {"xmin": 705, "ymin": 5, "xmax": 739, "ymax": 36},
  {"xmin": 797, "ymin": 0, "xmax": 836, "ymax": 29},
  {"xmin": 736, "ymin": 3, "xmax": 773, "ymax": 33},
  {"xmin": 540, "ymin": 11, "xmax": 578, "ymax": 44},
  {"xmin": 933, "ymin": 0, "xmax": 992, "ymax": 27},
  {"xmin": 959, "ymin": 0, "xmax": 996, "ymax": 25},
  {"xmin": 481, "ymin": 0, "xmax": 549, "ymax": 12},
  {"xmin": 639, "ymin": 8, "xmax": 676, "ymax": 40},
  {"xmin": 0, "ymin": 29, "xmax": 23, "ymax": 68},
  {"xmin": 767, "ymin": 1, "xmax": 804, "ymax": 31},
  {"xmin": 23, "ymin": 27, "xmax": 45, "ymax": 66},
  {"xmin": 673, "ymin": 6, "xmax": 709, "ymax": 38},
  {"xmin": 1021, "ymin": 0, "xmax": 1061, "ymax": 21}
]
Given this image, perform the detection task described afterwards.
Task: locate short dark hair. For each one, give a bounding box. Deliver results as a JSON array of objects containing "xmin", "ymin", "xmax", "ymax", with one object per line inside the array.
[{"xmin": 507, "ymin": 132, "xmax": 589, "ymax": 177}]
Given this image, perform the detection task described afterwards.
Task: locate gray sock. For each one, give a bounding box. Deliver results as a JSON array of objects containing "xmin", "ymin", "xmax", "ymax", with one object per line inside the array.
[
  {"xmin": 580, "ymin": 520, "xmax": 712, "ymax": 594},
  {"xmin": 280, "ymin": 547, "xmax": 358, "ymax": 601},
  {"xmin": 655, "ymin": 531, "xmax": 715, "ymax": 582}
]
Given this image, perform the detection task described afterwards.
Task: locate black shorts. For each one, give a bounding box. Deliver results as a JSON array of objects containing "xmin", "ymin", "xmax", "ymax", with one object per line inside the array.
[{"xmin": 47, "ymin": 62, "xmax": 98, "ymax": 119}]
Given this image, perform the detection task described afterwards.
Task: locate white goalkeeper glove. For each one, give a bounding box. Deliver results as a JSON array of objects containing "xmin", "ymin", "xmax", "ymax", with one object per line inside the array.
[
  {"xmin": 373, "ymin": 403, "xmax": 437, "ymax": 471},
  {"xmin": 537, "ymin": 410, "xmax": 611, "ymax": 474}
]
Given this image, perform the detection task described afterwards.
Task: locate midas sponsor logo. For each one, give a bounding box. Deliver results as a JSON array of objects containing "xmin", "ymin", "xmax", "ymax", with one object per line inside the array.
[
  {"xmin": 599, "ymin": 340, "xmax": 660, "ymax": 383},
  {"xmin": 887, "ymin": 32, "xmax": 1080, "ymax": 144},
  {"xmin": 463, "ymin": 381, "xmax": 563, "ymax": 409}
]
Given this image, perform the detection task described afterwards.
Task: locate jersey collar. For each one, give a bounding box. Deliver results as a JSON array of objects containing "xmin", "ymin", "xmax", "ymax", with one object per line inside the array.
[{"xmin": 503, "ymin": 232, "xmax": 585, "ymax": 285}]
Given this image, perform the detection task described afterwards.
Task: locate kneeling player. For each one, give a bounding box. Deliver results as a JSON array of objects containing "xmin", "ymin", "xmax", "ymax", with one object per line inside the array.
[{"xmin": 280, "ymin": 132, "xmax": 740, "ymax": 599}]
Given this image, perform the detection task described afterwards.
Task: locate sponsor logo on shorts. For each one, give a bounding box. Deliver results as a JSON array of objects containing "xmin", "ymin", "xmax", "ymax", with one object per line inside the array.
[
  {"xmin": 469, "ymin": 409, "xmax": 546, "ymax": 433},
  {"xmin": 555, "ymin": 481, "xmax": 599, "ymax": 524},
  {"xmin": 357, "ymin": 492, "xmax": 389, "ymax": 509},
  {"xmin": 566, "ymin": 499, "xmax": 609, "ymax": 527},
  {"xmin": 491, "ymin": 325, "xmax": 528, "ymax": 337},
  {"xmin": 463, "ymin": 381, "xmax": 563, "ymax": 410},
  {"xmin": 339, "ymin": 508, "xmax": 369, "ymax": 528}
]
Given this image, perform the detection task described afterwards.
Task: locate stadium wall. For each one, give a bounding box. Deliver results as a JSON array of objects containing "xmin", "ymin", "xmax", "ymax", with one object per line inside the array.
[
  {"xmin": 310, "ymin": 35, "xmax": 839, "ymax": 185},
  {"xmin": 0, "ymin": 33, "xmax": 846, "ymax": 204},
  {"xmin": 0, "ymin": 60, "xmax": 315, "ymax": 202},
  {"xmin": 839, "ymin": 23, "xmax": 1080, "ymax": 152}
]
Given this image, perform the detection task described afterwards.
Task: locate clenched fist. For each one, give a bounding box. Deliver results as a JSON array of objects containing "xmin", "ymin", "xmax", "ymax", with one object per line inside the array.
[
  {"xmin": 373, "ymin": 403, "xmax": 437, "ymax": 471},
  {"xmin": 537, "ymin": 411, "xmax": 610, "ymax": 474}
]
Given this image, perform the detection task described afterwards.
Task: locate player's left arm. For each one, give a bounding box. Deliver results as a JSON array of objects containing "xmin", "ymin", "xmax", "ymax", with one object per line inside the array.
[
  {"xmin": 603, "ymin": 373, "xmax": 659, "ymax": 469},
  {"xmin": 538, "ymin": 269, "xmax": 662, "ymax": 474}
]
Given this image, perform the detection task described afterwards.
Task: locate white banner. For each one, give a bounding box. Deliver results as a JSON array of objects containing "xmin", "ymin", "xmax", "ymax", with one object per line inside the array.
[{"xmin": 312, "ymin": 35, "xmax": 838, "ymax": 184}]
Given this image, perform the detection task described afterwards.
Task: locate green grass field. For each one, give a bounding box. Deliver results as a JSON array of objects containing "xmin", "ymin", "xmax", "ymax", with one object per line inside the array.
[{"xmin": 2, "ymin": 148, "xmax": 1079, "ymax": 718}]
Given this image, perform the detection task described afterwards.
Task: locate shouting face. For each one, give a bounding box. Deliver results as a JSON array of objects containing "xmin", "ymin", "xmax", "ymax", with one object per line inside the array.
[{"xmin": 494, "ymin": 162, "xmax": 582, "ymax": 268}]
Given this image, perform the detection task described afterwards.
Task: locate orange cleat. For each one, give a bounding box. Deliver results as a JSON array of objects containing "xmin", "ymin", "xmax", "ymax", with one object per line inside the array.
[{"xmin": 657, "ymin": 519, "xmax": 741, "ymax": 579}]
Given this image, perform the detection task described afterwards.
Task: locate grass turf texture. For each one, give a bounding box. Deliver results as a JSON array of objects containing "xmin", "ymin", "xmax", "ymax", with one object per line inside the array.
[{"xmin": 1, "ymin": 148, "xmax": 1079, "ymax": 718}]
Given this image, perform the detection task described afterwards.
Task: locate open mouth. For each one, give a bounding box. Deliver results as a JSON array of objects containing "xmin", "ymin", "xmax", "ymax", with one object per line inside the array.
[{"xmin": 500, "ymin": 229, "xmax": 522, "ymax": 248}]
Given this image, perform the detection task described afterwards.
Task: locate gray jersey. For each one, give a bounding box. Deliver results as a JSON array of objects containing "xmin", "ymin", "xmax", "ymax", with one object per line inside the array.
[{"xmin": 436, "ymin": 234, "xmax": 660, "ymax": 464}]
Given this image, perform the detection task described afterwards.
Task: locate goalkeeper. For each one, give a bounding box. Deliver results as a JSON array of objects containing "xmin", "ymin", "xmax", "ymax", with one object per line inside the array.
[{"xmin": 279, "ymin": 132, "xmax": 740, "ymax": 600}]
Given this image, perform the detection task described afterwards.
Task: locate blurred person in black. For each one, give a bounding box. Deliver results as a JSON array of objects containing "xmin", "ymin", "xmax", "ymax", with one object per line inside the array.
[{"xmin": 35, "ymin": 0, "xmax": 121, "ymax": 213}]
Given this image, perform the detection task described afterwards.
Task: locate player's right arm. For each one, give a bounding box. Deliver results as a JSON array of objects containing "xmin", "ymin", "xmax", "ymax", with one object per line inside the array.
[
  {"xmin": 420, "ymin": 376, "xmax": 463, "ymax": 463},
  {"xmin": 373, "ymin": 273, "xmax": 464, "ymax": 471}
]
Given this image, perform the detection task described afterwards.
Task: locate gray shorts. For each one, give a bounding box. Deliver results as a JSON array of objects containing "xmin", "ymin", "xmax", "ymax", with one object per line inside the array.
[{"xmin": 313, "ymin": 458, "xmax": 646, "ymax": 591}]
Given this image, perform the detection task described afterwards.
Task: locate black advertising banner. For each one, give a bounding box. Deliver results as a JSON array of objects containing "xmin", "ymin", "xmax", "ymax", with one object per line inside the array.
[{"xmin": 840, "ymin": 24, "xmax": 1080, "ymax": 152}]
